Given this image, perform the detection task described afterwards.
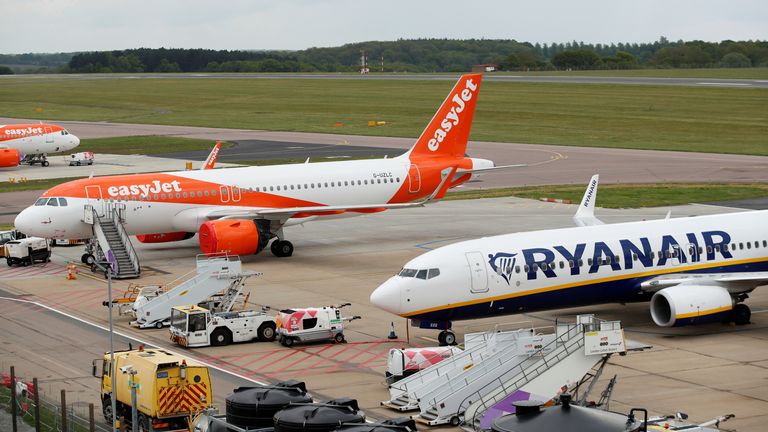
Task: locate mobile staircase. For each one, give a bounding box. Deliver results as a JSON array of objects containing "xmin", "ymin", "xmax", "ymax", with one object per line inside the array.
[
  {"xmin": 381, "ymin": 323, "xmax": 536, "ymax": 412},
  {"xmin": 412, "ymin": 315, "xmax": 626, "ymax": 428},
  {"xmin": 129, "ymin": 254, "xmax": 260, "ymax": 328},
  {"xmin": 84, "ymin": 202, "xmax": 140, "ymax": 279}
]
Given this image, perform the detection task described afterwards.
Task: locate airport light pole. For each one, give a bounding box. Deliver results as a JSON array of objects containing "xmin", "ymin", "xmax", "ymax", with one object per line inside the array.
[
  {"xmin": 95, "ymin": 260, "xmax": 118, "ymax": 432},
  {"xmin": 122, "ymin": 366, "xmax": 139, "ymax": 432}
]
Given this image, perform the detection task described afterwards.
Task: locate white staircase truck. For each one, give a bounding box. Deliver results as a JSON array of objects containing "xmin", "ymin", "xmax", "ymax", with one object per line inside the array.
[
  {"xmin": 131, "ymin": 255, "xmax": 260, "ymax": 329},
  {"xmin": 83, "ymin": 202, "xmax": 141, "ymax": 279},
  {"xmin": 401, "ymin": 315, "xmax": 626, "ymax": 427}
]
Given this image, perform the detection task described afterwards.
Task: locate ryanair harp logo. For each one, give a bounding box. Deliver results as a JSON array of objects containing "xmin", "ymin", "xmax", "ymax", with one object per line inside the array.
[{"xmin": 488, "ymin": 252, "xmax": 517, "ymax": 285}]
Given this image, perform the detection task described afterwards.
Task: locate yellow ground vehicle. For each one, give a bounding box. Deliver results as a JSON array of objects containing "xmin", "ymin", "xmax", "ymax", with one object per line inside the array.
[{"xmin": 92, "ymin": 347, "xmax": 213, "ymax": 432}]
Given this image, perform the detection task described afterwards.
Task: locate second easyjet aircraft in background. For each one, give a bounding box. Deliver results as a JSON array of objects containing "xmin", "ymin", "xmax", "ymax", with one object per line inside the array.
[
  {"xmin": 0, "ymin": 123, "xmax": 80, "ymax": 167},
  {"xmin": 16, "ymin": 74, "xmax": 516, "ymax": 257}
]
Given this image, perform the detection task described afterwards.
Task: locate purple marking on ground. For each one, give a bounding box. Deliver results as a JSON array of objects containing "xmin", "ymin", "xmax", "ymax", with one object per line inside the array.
[{"xmin": 479, "ymin": 390, "xmax": 534, "ymax": 429}]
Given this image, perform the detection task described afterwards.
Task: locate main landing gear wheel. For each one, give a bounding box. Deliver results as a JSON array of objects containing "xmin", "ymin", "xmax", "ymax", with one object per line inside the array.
[
  {"xmin": 438, "ymin": 330, "xmax": 456, "ymax": 346},
  {"xmin": 42, "ymin": 160, "xmax": 49, "ymax": 167},
  {"xmin": 271, "ymin": 240, "xmax": 294, "ymax": 257},
  {"xmin": 81, "ymin": 253, "xmax": 95, "ymax": 265},
  {"xmin": 731, "ymin": 303, "xmax": 751, "ymax": 325}
]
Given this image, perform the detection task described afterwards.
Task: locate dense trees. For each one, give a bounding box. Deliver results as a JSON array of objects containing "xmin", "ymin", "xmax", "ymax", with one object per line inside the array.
[{"xmin": 1, "ymin": 38, "xmax": 766, "ymax": 74}]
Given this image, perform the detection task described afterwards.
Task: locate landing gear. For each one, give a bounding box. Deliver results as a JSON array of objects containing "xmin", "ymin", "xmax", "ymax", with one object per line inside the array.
[
  {"xmin": 23, "ymin": 154, "xmax": 50, "ymax": 167},
  {"xmin": 730, "ymin": 303, "xmax": 751, "ymax": 325},
  {"xmin": 271, "ymin": 240, "xmax": 294, "ymax": 257},
  {"xmin": 438, "ymin": 330, "xmax": 457, "ymax": 346},
  {"xmin": 81, "ymin": 253, "xmax": 95, "ymax": 264}
]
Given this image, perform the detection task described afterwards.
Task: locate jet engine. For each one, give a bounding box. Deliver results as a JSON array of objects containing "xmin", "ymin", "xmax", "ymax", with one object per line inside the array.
[
  {"xmin": 198, "ymin": 219, "xmax": 270, "ymax": 256},
  {"xmin": 0, "ymin": 148, "xmax": 22, "ymax": 167},
  {"xmin": 136, "ymin": 232, "xmax": 195, "ymax": 243},
  {"xmin": 650, "ymin": 285, "xmax": 733, "ymax": 327}
]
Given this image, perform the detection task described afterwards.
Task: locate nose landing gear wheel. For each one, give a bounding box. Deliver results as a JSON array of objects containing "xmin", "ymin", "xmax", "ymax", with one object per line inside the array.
[
  {"xmin": 271, "ymin": 240, "xmax": 294, "ymax": 257},
  {"xmin": 42, "ymin": 160, "xmax": 50, "ymax": 167},
  {"xmin": 438, "ymin": 330, "xmax": 456, "ymax": 346}
]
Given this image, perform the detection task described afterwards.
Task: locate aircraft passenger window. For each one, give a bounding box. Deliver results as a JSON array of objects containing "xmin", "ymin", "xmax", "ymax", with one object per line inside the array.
[
  {"xmin": 211, "ymin": 190, "xmax": 217, "ymax": 196},
  {"xmin": 270, "ymin": 186, "xmax": 274, "ymax": 191},
  {"xmin": 707, "ymin": 246, "xmax": 714, "ymax": 253},
  {"xmin": 290, "ymin": 185, "xmax": 294, "ymax": 190},
  {"xmin": 559, "ymin": 261, "xmax": 564, "ymax": 269},
  {"xmin": 568, "ymin": 260, "xmax": 574, "ymax": 268},
  {"xmin": 304, "ymin": 184, "xmax": 308, "ymax": 189},
  {"xmin": 343, "ymin": 181, "xmax": 348, "ymax": 186},
  {"xmin": 34, "ymin": 198, "xmax": 47, "ymax": 206},
  {"xmin": 605, "ymin": 257, "xmax": 611, "ymax": 264},
  {"xmin": 747, "ymin": 242, "xmax": 751, "ymax": 249},
  {"xmin": 416, "ymin": 270, "xmax": 428, "ymax": 280},
  {"xmin": 633, "ymin": 253, "xmax": 638, "ymax": 261},
  {"xmin": 283, "ymin": 185, "xmax": 287, "ymax": 190},
  {"xmin": 754, "ymin": 241, "xmax": 759, "ymax": 248},
  {"xmin": 715, "ymin": 245, "xmax": 721, "ymax": 252},
  {"xmin": 183, "ymin": 192, "xmax": 188, "ymax": 198},
  {"xmin": 364, "ymin": 180, "xmax": 369, "ymax": 185},
  {"xmin": 161, "ymin": 193, "xmax": 167, "ymax": 200},
  {"xmin": 549, "ymin": 262, "xmax": 555, "ymax": 270},
  {"xmin": 377, "ymin": 179, "xmax": 381, "ymax": 184},
  {"xmin": 524, "ymin": 265, "xmax": 530, "ymax": 272},
  {"xmin": 739, "ymin": 243, "xmax": 744, "ymax": 250},
  {"xmin": 578, "ymin": 259, "xmax": 583, "ymax": 267},
  {"xmin": 723, "ymin": 244, "xmax": 729, "ymax": 251},
  {"xmin": 763, "ymin": 240, "xmax": 767, "ymax": 248},
  {"xmin": 396, "ymin": 178, "xmax": 401, "ymax": 182},
  {"xmin": 515, "ymin": 266, "xmax": 521, "ymax": 273},
  {"xmin": 587, "ymin": 258, "xmax": 593, "ymax": 265},
  {"xmin": 58, "ymin": 198, "xmax": 68, "ymax": 206},
  {"xmin": 649, "ymin": 252, "xmax": 655, "ymax": 259},
  {"xmin": 324, "ymin": 182, "xmax": 329, "ymax": 187},
  {"xmin": 276, "ymin": 186, "xmax": 281, "ymax": 191},
  {"xmin": 358, "ymin": 180, "xmax": 362, "ymax": 185},
  {"xmin": 614, "ymin": 255, "xmax": 620, "ymax": 263}
]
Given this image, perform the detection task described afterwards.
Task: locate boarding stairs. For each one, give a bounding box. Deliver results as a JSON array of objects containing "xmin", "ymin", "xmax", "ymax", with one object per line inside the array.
[
  {"xmin": 381, "ymin": 325, "xmax": 539, "ymax": 413},
  {"xmin": 414, "ymin": 315, "xmax": 624, "ymax": 428},
  {"xmin": 132, "ymin": 255, "xmax": 260, "ymax": 328},
  {"xmin": 460, "ymin": 315, "xmax": 626, "ymax": 431},
  {"xmin": 85, "ymin": 202, "xmax": 140, "ymax": 279}
]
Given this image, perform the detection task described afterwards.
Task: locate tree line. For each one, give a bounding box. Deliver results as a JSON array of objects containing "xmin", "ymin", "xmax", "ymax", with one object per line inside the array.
[{"xmin": 1, "ymin": 38, "xmax": 766, "ymax": 74}]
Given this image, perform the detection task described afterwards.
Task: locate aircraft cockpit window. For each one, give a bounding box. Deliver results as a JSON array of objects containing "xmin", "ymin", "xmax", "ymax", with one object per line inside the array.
[
  {"xmin": 416, "ymin": 269, "xmax": 428, "ymax": 280},
  {"xmin": 34, "ymin": 198, "xmax": 47, "ymax": 206},
  {"xmin": 398, "ymin": 268, "xmax": 418, "ymax": 278},
  {"xmin": 58, "ymin": 198, "xmax": 68, "ymax": 206},
  {"xmin": 427, "ymin": 268, "xmax": 440, "ymax": 279},
  {"xmin": 47, "ymin": 198, "xmax": 59, "ymax": 206}
]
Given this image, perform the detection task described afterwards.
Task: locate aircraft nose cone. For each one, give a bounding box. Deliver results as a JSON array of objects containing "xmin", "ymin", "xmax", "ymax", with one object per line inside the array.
[
  {"xmin": 370, "ymin": 277, "xmax": 402, "ymax": 315},
  {"xmin": 71, "ymin": 136, "xmax": 80, "ymax": 147},
  {"xmin": 14, "ymin": 207, "xmax": 34, "ymax": 235}
]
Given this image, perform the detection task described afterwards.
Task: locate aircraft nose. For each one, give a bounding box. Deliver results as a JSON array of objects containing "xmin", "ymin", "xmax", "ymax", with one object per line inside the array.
[
  {"xmin": 14, "ymin": 206, "xmax": 37, "ymax": 235},
  {"xmin": 370, "ymin": 277, "xmax": 402, "ymax": 315},
  {"xmin": 71, "ymin": 135, "xmax": 80, "ymax": 147}
]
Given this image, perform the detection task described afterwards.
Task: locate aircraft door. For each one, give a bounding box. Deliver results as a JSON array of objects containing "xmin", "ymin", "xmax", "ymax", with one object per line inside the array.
[
  {"xmin": 85, "ymin": 185, "xmax": 104, "ymax": 216},
  {"xmin": 231, "ymin": 186, "xmax": 241, "ymax": 202},
  {"xmin": 44, "ymin": 127, "xmax": 53, "ymax": 143},
  {"xmin": 466, "ymin": 251, "xmax": 488, "ymax": 293},
  {"xmin": 219, "ymin": 185, "xmax": 230, "ymax": 203},
  {"xmin": 408, "ymin": 164, "xmax": 421, "ymax": 193}
]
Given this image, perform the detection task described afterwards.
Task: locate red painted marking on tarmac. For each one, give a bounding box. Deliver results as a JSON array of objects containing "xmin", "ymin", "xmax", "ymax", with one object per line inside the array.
[
  {"xmin": 237, "ymin": 348, "xmax": 288, "ymax": 369},
  {"xmin": 300, "ymin": 342, "xmax": 360, "ymax": 371},
  {"xmin": 326, "ymin": 341, "xmax": 387, "ymax": 373},
  {"xmin": 51, "ymin": 289, "xmax": 103, "ymax": 307},
  {"xmin": 272, "ymin": 343, "xmax": 338, "ymax": 373},
  {"xmin": 257, "ymin": 349, "xmax": 303, "ymax": 371},
  {"xmin": 357, "ymin": 349, "xmax": 389, "ymax": 369}
]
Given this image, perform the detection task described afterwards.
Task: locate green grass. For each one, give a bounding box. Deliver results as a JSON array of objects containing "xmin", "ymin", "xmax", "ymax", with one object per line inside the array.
[
  {"xmin": 74, "ymin": 135, "xmax": 228, "ymax": 155},
  {"xmin": 0, "ymin": 77, "xmax": 765, "ymax": 155},
  {"xmin": 0, "ymin": 177, "xmax": 79, "ymax": 193},
  {"xmin": 446, "ymin": 183, "xmax": 768, "ymax": 208},
  {"xmin": 495, "ymin": 67, "xmax": 768, "ymax": 79}
]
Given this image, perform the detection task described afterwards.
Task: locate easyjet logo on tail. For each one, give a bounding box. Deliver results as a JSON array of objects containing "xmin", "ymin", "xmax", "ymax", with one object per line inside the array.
[
  {"xmin": 108, "ymin": 180, "xmax": 182, "ymax": 197},
  {"xmin": 428, "ymin": 78, "xmax": 478, "ymax": 152}
]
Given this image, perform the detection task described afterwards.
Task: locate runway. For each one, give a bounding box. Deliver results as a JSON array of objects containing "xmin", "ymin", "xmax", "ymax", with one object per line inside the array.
[{"xmin": 2, "ymin": 73, "xmax": 767, "ymax": 88}]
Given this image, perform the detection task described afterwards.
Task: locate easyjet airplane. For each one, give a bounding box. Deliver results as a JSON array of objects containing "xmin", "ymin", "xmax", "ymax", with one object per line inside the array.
[
  {"xmin": 0, "ymin": 123, "xmax": 80, "ymax": 167},
  {"xmin": 15, "ymin": 74, "xmax": 513, "ymax": 258}
]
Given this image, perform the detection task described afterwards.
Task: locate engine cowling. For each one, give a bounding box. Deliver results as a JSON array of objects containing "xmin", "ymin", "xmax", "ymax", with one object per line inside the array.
[
  {"xmin": 0, "ymin": 148, "xmax": 22, "ymax": 167},
  {"xmin": 650, "ymin": 285, "xmax": 733, "ymax": 327},
  {"xmin": 136, "ymin": 232, "xmax": 195, "ymax": 244},
  {"xmin": 198, "ymin": 219, "xmax": 269, "ymax": 256}
]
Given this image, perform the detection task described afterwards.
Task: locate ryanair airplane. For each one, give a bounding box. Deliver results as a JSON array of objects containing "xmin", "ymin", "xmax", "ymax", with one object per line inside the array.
[{"xmin": 371, "ymin": 175, "xmax": 767, "ymax": 345}]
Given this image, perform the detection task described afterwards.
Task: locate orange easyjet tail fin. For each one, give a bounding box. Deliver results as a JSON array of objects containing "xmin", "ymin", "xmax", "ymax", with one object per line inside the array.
[{"xmin": 405, "ymin": 74, "xmax": 483, "ymax": 160}]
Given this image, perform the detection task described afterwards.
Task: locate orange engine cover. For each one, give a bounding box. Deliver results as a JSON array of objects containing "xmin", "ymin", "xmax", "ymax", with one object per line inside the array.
[
  {"xmin": 199, "ymin": 220, "xmax": 260, "ymax": 256},
  {"xmin": 136, "ymin": 232, "xmax": 194, "ymax": 243},
  {"xmin": 0, "ymin": 148, "xmax": 21, "ymax": 167}
]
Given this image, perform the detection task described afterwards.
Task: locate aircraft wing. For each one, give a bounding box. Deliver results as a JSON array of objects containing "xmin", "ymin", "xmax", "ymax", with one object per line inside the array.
[
  {"xmin": 640, "ymin": 271, "xmax": 768, "ymax": 292},
  {"xmin": 573, "ymin": 174, "xmax": 604, "ymax": 227},
  {"xmin": 204, "ymin": 166, "xmax": 456, "ymax": 221}
]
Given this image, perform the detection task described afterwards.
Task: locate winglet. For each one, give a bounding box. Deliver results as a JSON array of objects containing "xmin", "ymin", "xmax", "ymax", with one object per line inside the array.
[
  {"xmin": 201, "ymin": 141, "xmax": 222, "ymax": 170},
  {"xmin": 573, "ymin": 174, "xmax": 604, "ymax": 227}
]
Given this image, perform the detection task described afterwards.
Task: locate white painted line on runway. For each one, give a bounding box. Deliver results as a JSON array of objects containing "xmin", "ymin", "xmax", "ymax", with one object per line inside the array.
[
  {"xmin": 0, "ymin": 296, "xmax": 269, "ymax": 386},
  {"xmin": 696, "ymin": 82, "xmax": 752, "ymax": 86}
]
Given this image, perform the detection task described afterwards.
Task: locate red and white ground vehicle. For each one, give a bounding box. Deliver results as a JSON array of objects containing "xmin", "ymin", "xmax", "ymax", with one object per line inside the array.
[
  {"xmin": 385, "ymin": 346, "xmax": 462, "ymax": 383},
  {"xmin": 276, "ymin": 303, "xmax": 361, "ymax": 347},
  {"xmin": 67, "ymin": 151, "xmax": 94, "ymax": 166}
]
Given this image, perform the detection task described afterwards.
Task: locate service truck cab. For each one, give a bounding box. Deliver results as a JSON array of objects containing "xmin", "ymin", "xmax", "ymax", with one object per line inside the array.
[
  {"xmin": 92, "ymin": 347, "xmax": 213, "ymax": 432},
  {"xmin": 169, "ymin": 304, "xmax": 277, "ymax": 348}
]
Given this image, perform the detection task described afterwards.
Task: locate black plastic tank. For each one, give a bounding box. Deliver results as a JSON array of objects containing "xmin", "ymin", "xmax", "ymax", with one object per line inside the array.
[
  {"xmin": 491, "ymin": 395, "xmax": 644, "ymax": 432},
  {"xmin": 273, "ymin": 398, "xmax": 365, "ymax": 432},
  {"xmin": 334, "ymin": 417, "xmax": 416, "ymax": 432},
  {"xmin": 226, "ymin": 380, "xmax": 312, "ymax": 428}
]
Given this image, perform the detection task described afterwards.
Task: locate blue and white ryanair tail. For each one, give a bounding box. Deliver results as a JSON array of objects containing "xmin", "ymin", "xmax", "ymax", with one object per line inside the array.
[{"xmin": 371, "ymin": 175, "xmax": 767, "ymax": 344}]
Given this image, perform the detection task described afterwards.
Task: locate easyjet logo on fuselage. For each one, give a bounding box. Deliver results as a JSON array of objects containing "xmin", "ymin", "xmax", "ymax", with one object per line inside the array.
[
  {"xmin": 428, "ymin": 78, "xmax": 478, "ymax": 152},
  {"xmin": 107, "ymin": 180, "xmax": 182, "ymax": 197},
  {"xmin": 3, "ymin": 127, "xmax": 44, "ymax": 137}
]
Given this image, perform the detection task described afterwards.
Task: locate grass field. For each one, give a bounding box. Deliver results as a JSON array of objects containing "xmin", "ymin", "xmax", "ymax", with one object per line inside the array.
[
  {"xmin": 446, "ymin": 183, "xmax": 768, "ymax": 208},
  {"xmin": 74, "ymin": 135, "xmax": 228, "ymax": 155},
  {"xmin": 0, "ymin": 77, "xmax": 766, "ymax": 155}
]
